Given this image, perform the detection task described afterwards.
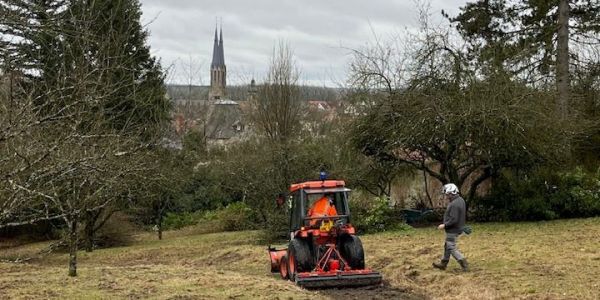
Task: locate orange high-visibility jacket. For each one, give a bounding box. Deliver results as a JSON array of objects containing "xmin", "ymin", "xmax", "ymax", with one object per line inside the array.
[{"xmin": 308, "ymin": 196, "xmax": 338, "ymax": 226}]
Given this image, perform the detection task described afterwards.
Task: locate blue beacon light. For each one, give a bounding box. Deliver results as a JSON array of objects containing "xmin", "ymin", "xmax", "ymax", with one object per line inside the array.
[{"xmin": 319, "ymin": 171, "xmax": 328, "ymax": 181}]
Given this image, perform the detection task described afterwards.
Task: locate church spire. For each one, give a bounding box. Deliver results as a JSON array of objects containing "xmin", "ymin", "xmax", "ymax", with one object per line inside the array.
[
  {"xmin": 211, "ymin": 25, "xmax": 220, "ymax": 67},
  {"xmin": 209, "ymin": 20, "xmax": 226, "ymax": 100},
  {"xmin": 218, "ymin": 25, "xmax": 225, "ymax": 67}
]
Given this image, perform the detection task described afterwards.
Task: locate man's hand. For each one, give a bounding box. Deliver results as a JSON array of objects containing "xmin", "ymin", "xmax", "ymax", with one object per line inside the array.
[{"xmin": 437, "ymin": 224, "xmax": 445, "ymax": 230}]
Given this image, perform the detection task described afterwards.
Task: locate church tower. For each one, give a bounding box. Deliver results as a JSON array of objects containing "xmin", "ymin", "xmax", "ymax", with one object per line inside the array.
[{"xmin": 209, "ymin": 25, "xmax": 226, "ymax": 100}]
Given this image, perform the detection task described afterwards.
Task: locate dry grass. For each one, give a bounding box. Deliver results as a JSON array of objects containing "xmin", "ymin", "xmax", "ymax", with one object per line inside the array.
[{"xmin": 1, "ymin": 218, "xmax": 599, "ymax": 299}]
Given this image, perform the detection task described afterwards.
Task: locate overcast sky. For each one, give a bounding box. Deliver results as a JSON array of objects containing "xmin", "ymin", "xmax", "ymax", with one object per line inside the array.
[{"xmin": 139, "ymin": 0, "xmax": 468, "ymax": 87}]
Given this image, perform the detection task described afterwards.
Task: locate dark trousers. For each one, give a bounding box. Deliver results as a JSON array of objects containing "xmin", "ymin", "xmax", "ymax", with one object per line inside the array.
[{"xmin": 442, "ymin": 232, "xmax": 465, "ymax": 261}]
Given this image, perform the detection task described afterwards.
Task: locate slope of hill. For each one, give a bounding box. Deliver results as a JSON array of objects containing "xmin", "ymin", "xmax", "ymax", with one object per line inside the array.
[{"xmin": 1, "ymin": 218, "xmax": 599, "ymax": 299}]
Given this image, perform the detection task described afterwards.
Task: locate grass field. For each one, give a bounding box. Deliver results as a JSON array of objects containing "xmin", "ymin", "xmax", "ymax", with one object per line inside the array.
[{"xmin": 1, "ymin": 217, "xmax": 599, "ymax": 299}]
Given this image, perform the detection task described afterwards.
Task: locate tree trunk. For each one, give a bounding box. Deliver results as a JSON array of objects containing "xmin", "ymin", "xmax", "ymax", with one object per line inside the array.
[
  {"xmin": 422, "ymin": 170, "xmax": 434, "ymax": 208},
  {"xmin": 83, "ymin": 209, "xmax": 102, "ymax": 252},
  {"xmin": 84, "ymin": 221, "xmax": 94, "ymax": 252},
  {"xmin": 68, "ymin": 219, "xmax": 78, "ymax": 277},
  {"xmin": 467, "ymin": 167, "xmax": 493, "ymax": 203},
  {"xmin": 157, "ymin": 212, "xmax": 163, "ymax": 240},
  {"xmin": 91, "ymin": 208, "xmax": 116, "ymax": 249},
  {"xmin": 83, "ymin": 211, "xmax": 96, "ymax": 252},
  {"xmin": 557, "ymin": 0, "xmax": 570, "ymax": 118}
]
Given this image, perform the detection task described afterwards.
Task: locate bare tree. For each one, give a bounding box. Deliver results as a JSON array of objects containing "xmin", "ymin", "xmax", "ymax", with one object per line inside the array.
[
  {"xmin": 250, "ymin": 41, "xmax": 304, "ymax": 143},
  {"xmin": 1, "ymin": 0, "xmax": 169, "ymax": 277},
  {"xmin": 178, "ymin": 55, "xmax": 205, "ymax": 98}
]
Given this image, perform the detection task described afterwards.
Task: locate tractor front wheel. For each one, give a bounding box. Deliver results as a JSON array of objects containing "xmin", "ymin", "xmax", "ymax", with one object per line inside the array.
[{"xmin": 339, "ymin": 235, "xmax": 365, "ymax": 269}]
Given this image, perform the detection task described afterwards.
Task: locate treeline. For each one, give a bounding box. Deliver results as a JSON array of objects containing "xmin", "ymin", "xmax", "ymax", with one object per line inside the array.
[{"xmin": 166, "ymin": 83, "xmax": 341, "ymax": 102}]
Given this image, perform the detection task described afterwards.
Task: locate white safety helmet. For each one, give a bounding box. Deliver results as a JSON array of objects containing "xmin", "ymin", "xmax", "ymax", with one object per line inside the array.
[{"xmin": 442, "ymin": 183, "xmax": 459, "ymax": 195}]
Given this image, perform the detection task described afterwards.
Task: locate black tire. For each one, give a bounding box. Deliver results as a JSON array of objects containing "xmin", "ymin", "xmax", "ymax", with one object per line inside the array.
[
  {"xmin": 288, "ymin": 238, "xmax": 315, "ymax": 280},
  {"xmin": 338, "ymin": 235, "xmax": 365, "ymax": 269}
]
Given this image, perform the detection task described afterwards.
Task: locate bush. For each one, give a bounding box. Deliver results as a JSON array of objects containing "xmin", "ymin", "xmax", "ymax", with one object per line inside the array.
[
  {"xmin": 214, "ymin": 202, "xmax": 256, "ymax": 232},
  {"xmin": 163, "ymin": 202, "xmax": 257, "ymax": 233},
  {"xmin": 472, "ymin": 167, "xmax": 600, "ymax": 221},
  {"xmin": 260, "ymin": 210, "xmax": 288, "ymax": 244},
  {"xmin": 93, "ymin": 213, "xmax": 138, "ymax": 248},
  {"xmin": 548, "ymin": 167, "xmax": 600, "ymax": 218},
  {"xmin": 349, "ymin": 194, "xmax": 407, "ymax": 233},
  {"xmin": 163, "ymin": 211, "xmax": 203, "ymax": 230}
]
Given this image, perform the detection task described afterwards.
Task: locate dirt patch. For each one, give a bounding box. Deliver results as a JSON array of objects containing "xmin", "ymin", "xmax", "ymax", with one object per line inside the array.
[
  {"xmin": 417, "ymin": 246, "xmax": 435, "ymax": 255},
  {"xmin": 316, "ymin": 284, "xmax": 427, "ymax": 300}
]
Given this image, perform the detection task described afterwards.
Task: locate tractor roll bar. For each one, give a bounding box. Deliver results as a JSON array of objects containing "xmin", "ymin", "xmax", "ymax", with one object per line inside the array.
[
  {"xmin": 304, "ymin": 215, "xmax": 349, "ymax": 220},
  {"xmin": 303, "ymin": 188, "xmax": 351, "ymax": 194}
]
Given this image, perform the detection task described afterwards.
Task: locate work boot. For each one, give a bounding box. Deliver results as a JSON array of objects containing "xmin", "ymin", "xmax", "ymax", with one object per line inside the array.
[
  {"xmin": 432, "ymin": 260, "xmax": 449, "ymax": 270},
  {"xmin": 458, "ymin": 259, "xmax": 469, "ymax": 272}
]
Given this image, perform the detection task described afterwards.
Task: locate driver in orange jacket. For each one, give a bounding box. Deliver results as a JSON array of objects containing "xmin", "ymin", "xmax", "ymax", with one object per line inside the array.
[{"xmin": 307, "ymin": 193, "xmax": 338, "ymax": 227}]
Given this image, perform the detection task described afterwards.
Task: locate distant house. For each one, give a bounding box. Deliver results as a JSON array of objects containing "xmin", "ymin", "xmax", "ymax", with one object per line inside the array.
[
  {"xmin": 204, "ymin": 99, "xmax": 246, "ymax": 141},
  {"xmin": 306, "ymin": 99, "xmax": 337, "ymax": 123},
  {"xmin": 307, "ymin": 100, "xmax": 332, "ymax": 111}
]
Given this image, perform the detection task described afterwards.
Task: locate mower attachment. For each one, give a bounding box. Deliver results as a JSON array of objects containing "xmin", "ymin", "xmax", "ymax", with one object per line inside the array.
[
  {"xmin": 268, "ymin": 246, "xmax": 286, "ymax": 273},
  {"xmin": 295, "ymin": 269, "xmax": 383, "ymax": 288}
]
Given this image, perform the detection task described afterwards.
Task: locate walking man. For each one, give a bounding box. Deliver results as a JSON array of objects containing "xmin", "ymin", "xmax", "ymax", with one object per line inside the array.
[{"xmin": 433, "ymin": 183, "xmax": 469, "ymax": 272}]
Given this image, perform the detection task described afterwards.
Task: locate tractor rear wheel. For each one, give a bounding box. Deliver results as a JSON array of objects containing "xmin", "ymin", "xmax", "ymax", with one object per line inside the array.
[
  {"xmin": 288, "ymin": 238, "xmax": 314, "ymax": 280},
  {"xmin": 279, "ymin": 254, "xmax": 289, "ymax": 279},
  {"xmin": 339, "ymin": 235, "xmax": 365, "ymax": 269}
]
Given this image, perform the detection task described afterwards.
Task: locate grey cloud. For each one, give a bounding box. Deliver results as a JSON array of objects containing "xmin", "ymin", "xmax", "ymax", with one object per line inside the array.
[{"xmin": 140, "ymin": 0, "xmax": 468, "ymax": 87}]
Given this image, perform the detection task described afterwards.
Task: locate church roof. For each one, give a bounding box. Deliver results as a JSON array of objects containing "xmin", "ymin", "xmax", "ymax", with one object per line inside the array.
[{"xmin": 205, "ymin": 100, "xmax": 243, "ymax": 139}]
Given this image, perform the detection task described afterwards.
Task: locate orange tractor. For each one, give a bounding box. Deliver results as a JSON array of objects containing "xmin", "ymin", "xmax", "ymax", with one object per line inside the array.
[{"xmin": 268, "ymin": 179, "xmax": 383, "ymax": 288}]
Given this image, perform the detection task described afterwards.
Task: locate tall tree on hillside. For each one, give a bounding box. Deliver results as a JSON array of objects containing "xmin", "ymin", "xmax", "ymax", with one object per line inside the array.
[
  {"xmin": 249, "ymin": 41, "xmax": 304, "ymax": 187},
  {"xmin": 1, "ymin": 0, "xmax": 170, "ymax": 134},
  {"xmin": 0, "ymin": 0, "xmax": 67, "ymax": 81},
  {"xmin": 448, "ymin": 0, "xmax": 600, "ymax": 117},
  {"xmin": 66, "ymin": 0, "xmax": 170, "ymax": 136},
  {"xmin": 1, "ymin": 0, "xmax": 170, "ymax": 276},
  {"xmin": 0, "ymin": 0, "xmax": 71, "ymax": 230}
]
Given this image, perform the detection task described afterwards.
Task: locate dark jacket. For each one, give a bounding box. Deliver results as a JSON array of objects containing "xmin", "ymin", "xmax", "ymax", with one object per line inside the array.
[{"xmin": 443, "ymin": 195, "xmax": 466, "ymax": 234}]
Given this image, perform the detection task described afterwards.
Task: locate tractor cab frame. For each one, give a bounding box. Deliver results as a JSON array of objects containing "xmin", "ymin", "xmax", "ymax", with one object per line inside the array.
[{"xmin": 288, "ymin": 185, "xmax": 351, "ymax": 233}]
